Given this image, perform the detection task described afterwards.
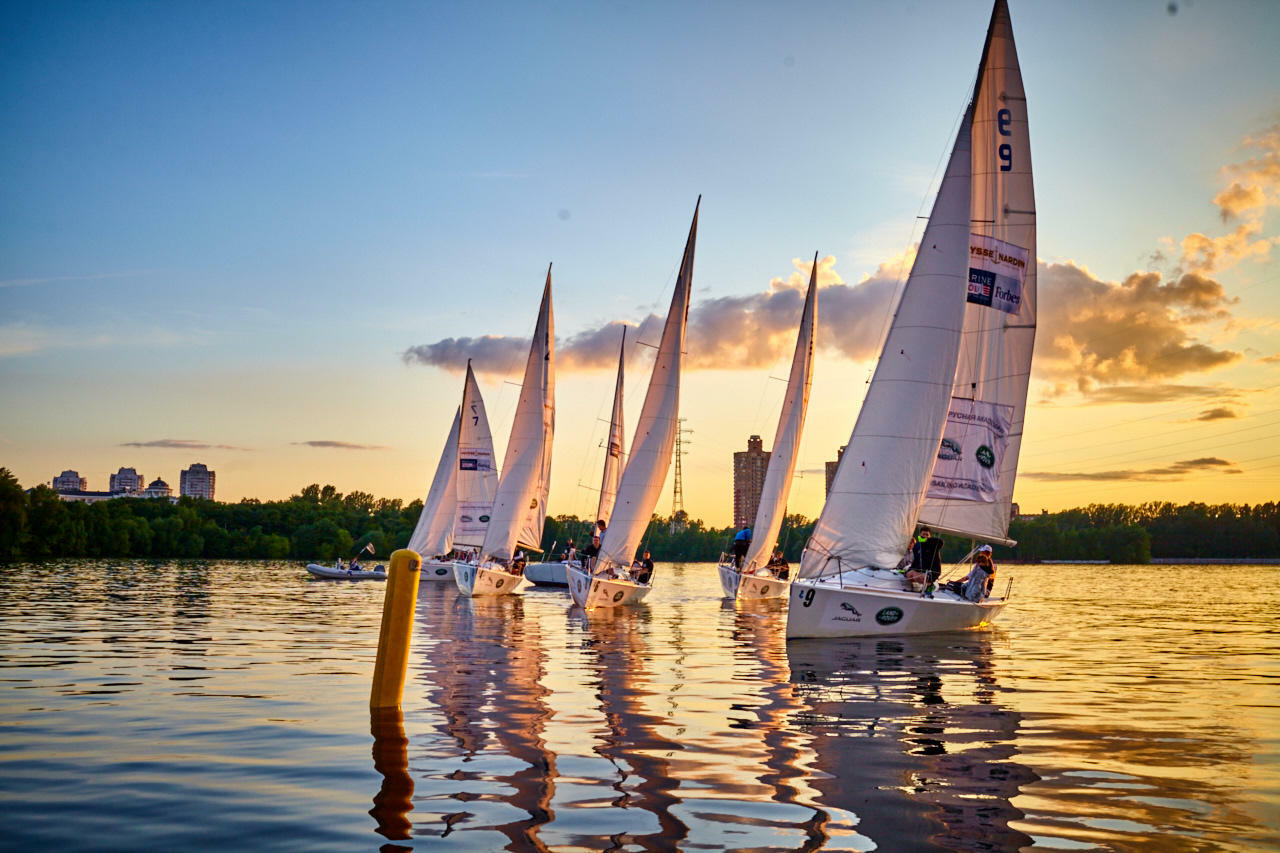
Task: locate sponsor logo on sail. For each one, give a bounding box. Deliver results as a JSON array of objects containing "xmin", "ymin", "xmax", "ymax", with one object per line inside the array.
[
  {"xmin": 938, "ymin": 437, "xmax": 962, "ymax": 461},
  {"xmin": 975, "ymin": 445, "xmax": 996, "ymax": 469}
]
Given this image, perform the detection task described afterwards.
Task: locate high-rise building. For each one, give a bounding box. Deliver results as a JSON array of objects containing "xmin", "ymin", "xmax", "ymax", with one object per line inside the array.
[
  {"xmin": 180, "ymin": 463, "xmax": 215, "ymax": 500},
  {"xmin": 733, "ymin": 435, "xmax": 770, "ymax": 528},
  {"xmin": 109, "ymin": 467, "xmax": 144, "ymax": 494},
  {"xmin": 825, "ymin": 446, "xmax": 846, "ymax": 497},
  {"xmin": 52, "ymin": 470, "xmax": 87, "ymax": 492}
]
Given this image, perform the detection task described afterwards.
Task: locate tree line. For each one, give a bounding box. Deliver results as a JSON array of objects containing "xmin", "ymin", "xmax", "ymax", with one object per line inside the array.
[{"xmin": 1, "ymin": 469, "xmax": 1276, "ymax": 563}]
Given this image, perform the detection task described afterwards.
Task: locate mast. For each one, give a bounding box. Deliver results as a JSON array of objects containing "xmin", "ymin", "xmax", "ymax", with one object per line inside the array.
[
  {"xmin": 453, "ymin": 361, "xmax": 498, "ymax": 550},
  {"xmin": 742, "ymin": 254, "xmax": 818, "ymax": 571},
  {"xmin": 918, "ymin": 0, "xmax": 1036, "ymax": 546},
  {"xmin": 598, "ymin": 199, "xmax": 699, "ymax": 569}
]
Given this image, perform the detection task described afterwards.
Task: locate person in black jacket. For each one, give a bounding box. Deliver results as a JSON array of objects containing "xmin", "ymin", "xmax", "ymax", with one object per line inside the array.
[
  {"xmin": 906, "ymin": 527, "xmax": 944, "ymax": 594},
  {"xmin": 579, "ymin": 535, "xmax": 601, "ymax": 573}
]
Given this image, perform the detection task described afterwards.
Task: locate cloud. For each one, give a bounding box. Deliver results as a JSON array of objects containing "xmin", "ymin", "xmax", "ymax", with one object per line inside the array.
[
  {"xmin": 1024, "ymin": 457, "xmax": 1242, "ymax": 482},
  {"xmin": 0, "ymin": 269, "xmax": 158, "ymax": 289},
  {"xmin": 1195, "ymin": 407, "xmax": 1238, "ymax": 421},
  {"xmin": 1260, "ymin": 353, "xmax": 1280, "ymax": 364},
  {"xmin": 121, "ymin": 439, "xmax": 250, "ymax": 451},
  {"xmin": 293, "ymin": 440, "xmax": 389, "ymax": 450},
  {"xmin": 1077, "ymin": 384, "xmax": 1233, "ymax": 404},
  {"xmin": 1037, "ymin": 263, "xmax": 1241, "ymax": 395},
  {"xmin": 1179, "ymin": 122, "xmax": 1279, "ymax": 272},
  {"xmin": 403, "ymin": 254, "xmax": 903, "ymax": 374}
]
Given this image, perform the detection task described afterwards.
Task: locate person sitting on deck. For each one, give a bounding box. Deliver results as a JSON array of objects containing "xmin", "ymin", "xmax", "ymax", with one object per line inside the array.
[
  {"xmin": 942, "ymin": 546, "xmax": 996, "ymax": 601},
  {"xmin": 511, "ymin": 550, "xmax": 527, "ymax": 576},
  {"xmin": 561, "ymin": 538, "xmax": 577, "ymax": 563},
  {"xmin": 580, "ymin": 535, "xmax": 601, "ymax": 573},
  {"xmin": 905, "ymin": 528, "xmax": 944, "ymax": 595},
  {"xmin": 631, "ymin": 550, "xmax": 654, "ymax": 584}
]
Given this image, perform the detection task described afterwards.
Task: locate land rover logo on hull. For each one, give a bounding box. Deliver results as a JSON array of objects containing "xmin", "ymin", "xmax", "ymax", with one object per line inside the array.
[{"xmin": 876, "ymin": 607, "xmax": 904, "ymax": 625}]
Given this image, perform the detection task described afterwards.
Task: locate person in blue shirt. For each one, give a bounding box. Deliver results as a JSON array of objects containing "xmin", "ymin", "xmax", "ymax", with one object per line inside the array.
[{"xmin": 732, "ymin": 525, "xmax": 752, "ymax": 569}]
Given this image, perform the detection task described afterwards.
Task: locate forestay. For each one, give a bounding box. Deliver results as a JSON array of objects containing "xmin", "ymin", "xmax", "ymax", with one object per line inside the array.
[
  {"xmin": 598, "ymin": 201, "xmax": 698, "ymax": 569},
  {"xmin": 918, "ymin": 0, "xmax": 1036, "ymax": 547},
  {"xmin": 799, "ymin": 111, "xmax": 974, "ymax": 578},
  {"xmin": 480, "ymin": 269, "xmax": 555, "ymax": 561},
  {"xmin": 742, "ymin": 258, "xmax": 817, "ymax": 571},
  {"xmin": 596, "ymin": 328, "xmax": 627, "ymax": 525},
  {"xmin": 407, "ymin": 407, "xmax": 459, "ymax": 557}
]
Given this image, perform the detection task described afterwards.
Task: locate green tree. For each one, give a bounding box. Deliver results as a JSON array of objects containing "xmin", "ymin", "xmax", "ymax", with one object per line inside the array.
[{"xmin": 0, "ymin": 468, "xmax": 27, "ymax": 560}]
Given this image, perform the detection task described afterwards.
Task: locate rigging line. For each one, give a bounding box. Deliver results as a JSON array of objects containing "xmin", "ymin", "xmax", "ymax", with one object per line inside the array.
[
  {"xmin": 1029, "ymin": 397, "xmax": 1275, "ymax": 445},
  {"xmin": 1021, "ymin": 416, "xmax": 1280, "ymax": 470}
]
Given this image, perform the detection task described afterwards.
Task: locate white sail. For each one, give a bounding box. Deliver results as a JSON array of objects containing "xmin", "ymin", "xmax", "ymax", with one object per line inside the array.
[
  {"xmin": 454, "ymin": 361, "xmax": 498, "ymax": 549},
  {"xmin": 407, "ymin": 407, "xmax": 460, "ymax": 557},
  {"xmin": 596, "ymin": 328, "xmax": 627, "ymax": 526},
  {"xmin": 742, "ymin": 258, "xmax": 818, "ymax": 571},
  {"xmin": 918, "ymin": 0, "xmax": 1036, "ymax": 547},
  {"xmin": 598, "ymin": 200, "xmax": 698, "ymax": 569},
  {"xmin": 799, "ymin": 111, "xmax": 974, "ymax": 578},
  {"xmin": 480, "ymin": 268, "xmax": 555, "ymax": 561}
]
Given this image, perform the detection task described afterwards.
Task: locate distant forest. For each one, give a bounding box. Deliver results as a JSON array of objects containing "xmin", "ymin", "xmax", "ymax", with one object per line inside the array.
[{"xmin": 1, "ymin": 468, "xmax": 1277, "ymax": 564}]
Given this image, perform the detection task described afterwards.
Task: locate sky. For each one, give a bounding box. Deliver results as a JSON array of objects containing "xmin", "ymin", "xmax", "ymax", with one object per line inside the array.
[{"xmin": 2, "ymin": 0, "xmax": 1279, "ymax": 526}]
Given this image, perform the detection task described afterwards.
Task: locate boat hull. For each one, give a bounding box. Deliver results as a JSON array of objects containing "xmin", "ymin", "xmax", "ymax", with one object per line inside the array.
[
  {"xmin": 525, "ymin": 560, "xmax": 572, "ymax": 587},
  {"xmin": 306, "ymin": 563, "xmax": 386, "ymax": 581},
  {"xmin": 419, "ymin": 559, "xmax": 455, "ymax": 582},
  {"xmin": 716, "ymin": 562, "xmax": 789, "ymax": 600},
  {"xmin": 566, "ymin": 564, "xmax": 651, "ymax": 609},
  {"xmin": 786, "ymin": 574, "xmax": 1007, "ymax": 638},
  {"xmin": 453, "ymin": 561, "xmax": 531, "ymax": 597}
]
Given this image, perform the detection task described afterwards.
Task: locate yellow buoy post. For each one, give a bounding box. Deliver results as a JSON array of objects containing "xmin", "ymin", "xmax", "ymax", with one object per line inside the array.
[{"xmin": 370, "ymin": 548, "xmax": 421, "ymax": 709}]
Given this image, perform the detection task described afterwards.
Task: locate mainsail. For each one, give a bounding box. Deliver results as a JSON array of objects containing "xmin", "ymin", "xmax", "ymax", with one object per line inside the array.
[
  {"xmin": 596, "ymin": 327, "xmax": 627, "ymax": 526},
  {"xmin": 407, "ymin": 407, "xmax": 460, "ymax": 557},
  {"xmin": 598, "ymin": 200, "xmax": 698, "ymax": 569},
  {"xmin": 480, "ymin": 268, "xmax": 555, "ymax": 561},
  {"xmin": 918, "ymin": 0, "xmax": 1036, "ymax": 547},
  {"xmin": 799, "ymin": 110, "xmax": 974, "ymax": 578},
  {"xmin": 742, "ymin": 257, "xmax": 817, "ymax": 571},
  {"xmin": 454, "ymin": 361, "xmax": 498, "ymax": 549}
]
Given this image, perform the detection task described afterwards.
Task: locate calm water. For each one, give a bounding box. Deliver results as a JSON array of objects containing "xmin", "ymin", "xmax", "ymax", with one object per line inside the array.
[{"xmin": 0, "ymin": 561, "xmax": 1276, "ymax": 852}]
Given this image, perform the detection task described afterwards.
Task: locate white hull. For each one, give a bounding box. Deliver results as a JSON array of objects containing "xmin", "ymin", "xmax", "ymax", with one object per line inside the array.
[
  {"xmin": 786, "ymin": 572, "xmax": 1007, "ymax": 638},
  {"xmin": 419, "ymin": 559, "xmax": 455, "ymax": 582},
  {"xmin": 566, "ymin": 564, "xmax": 651, "ymax": 609},
  {"xmin": 453, "ymin": 561, "xmax": 531, "ymax": 597},
  {"xmin": 525, "ymin": 560, "xmax": 572, "ymax": 587},
  {"xmin": 306, "ymin": 563, "xmax": 386, "ymax": 581},
  {"xmin": 716, "ymin": 562, "xmax": 790, "ymax": 600}
]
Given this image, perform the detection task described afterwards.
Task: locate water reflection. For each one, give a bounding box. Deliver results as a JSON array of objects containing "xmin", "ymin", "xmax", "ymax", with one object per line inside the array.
[
  {"xmin": 786, "ymin": 634, "xmax": 1037, "ymax": 852},
  {"xmin": 723, "ymin": 599, "xmax": 833, "ymax": 850},
  {"xmin": 574, "ymin": 604, "xmax": 689, "ymax": 850},
  {"xmin": 369, "ymin": 706, "xmax": 414, "ymax": 841},
  {"xmin": 412, "ymin": 584, "xmax": 557, "ymax": 851}
]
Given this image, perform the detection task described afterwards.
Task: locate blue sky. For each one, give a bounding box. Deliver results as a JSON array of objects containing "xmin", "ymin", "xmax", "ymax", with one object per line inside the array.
[{"xmin": 3, "ymin": 0, "xmax": 1279, "ymax": 522}]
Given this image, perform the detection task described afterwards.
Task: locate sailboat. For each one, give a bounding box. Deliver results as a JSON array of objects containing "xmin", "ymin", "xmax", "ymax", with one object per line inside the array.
[
  {"xmin": 787, "ymin": 0, "xmax": 1033, "ymax": 638},
  {"xmin": 407, "ymin": 362, "xmax": 499, "ymax": 582},
  {"xmin": 526, "ymin": 327, "xmax": 627, "ymax": 587},
  {"xmin": 567, "ymin": 199, "xmax": 698, "ymax": 609},
  {"xmin": 454, "ymin": 268, "xmax": 555, "ymax": 597},
  {"xmin": 717, "ymin": 255, "xmax": 817, "ymax": 600}
]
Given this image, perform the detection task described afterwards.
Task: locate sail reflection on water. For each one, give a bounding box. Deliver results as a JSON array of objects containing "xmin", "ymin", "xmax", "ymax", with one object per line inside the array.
[
  {"xmin": 570, "ymin": 604, "xmax": 690, "ymax": 850},
  {"xmin": 411, "ymin": 582, "xmax": 557, "ymax": 850},
  {"xmin": 785, "ymin": 634, "xmax": 1037, "ymax": 852}
]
